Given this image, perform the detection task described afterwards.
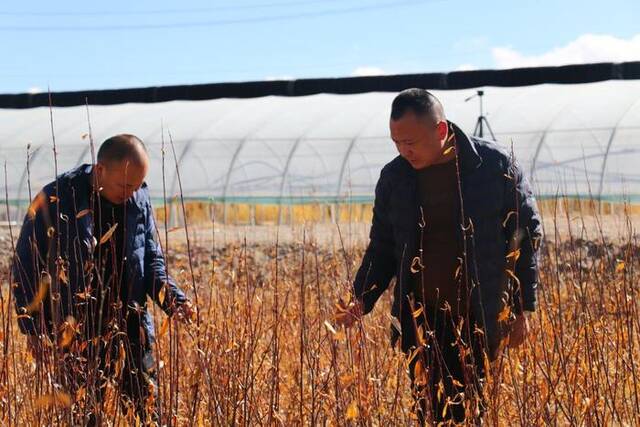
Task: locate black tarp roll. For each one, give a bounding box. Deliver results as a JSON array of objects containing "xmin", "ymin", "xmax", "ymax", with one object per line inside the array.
[{"xmin": 1, "ymin": 61, "xmax": 639, "ymax": 109}]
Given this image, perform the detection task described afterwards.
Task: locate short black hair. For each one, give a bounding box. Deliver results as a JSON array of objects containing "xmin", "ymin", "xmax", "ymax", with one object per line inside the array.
[
  {"xmin": 390, "ymin": 88, "xmax": 445, "ymax": 122},
  {"xmin": 97, "ymin": 134, "xmax": 147, "ymax": 166}
]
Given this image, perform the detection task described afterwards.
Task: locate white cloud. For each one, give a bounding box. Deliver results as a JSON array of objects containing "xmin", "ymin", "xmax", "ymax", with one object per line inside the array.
[
  {"xmin": 264, "ymin": 75, "xmax": 293, "ymax": 81},
  {"xmin": 492, "ymin": 33, "xmax": 640, "ymax": 69},
  {"xmin": 456, "ymin": 64, "xmax": 479, "ymax": 71},
  {"xmin": 27, "ymin": 86, "xmax": 42, "ymax": 94},
  {"xmin": 351, "ymin": 66, "xmax": 386, "ymax": 77}
]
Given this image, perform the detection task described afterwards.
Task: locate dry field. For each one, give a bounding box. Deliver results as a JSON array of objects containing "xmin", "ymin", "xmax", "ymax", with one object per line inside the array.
[{"xmin": 0, "ymin": 208, "xmax": 638, "ymax": 425}]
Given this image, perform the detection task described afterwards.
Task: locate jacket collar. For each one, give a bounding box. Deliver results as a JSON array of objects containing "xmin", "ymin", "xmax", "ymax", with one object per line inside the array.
[
  {"xmin": 449, "ymin": 121, "xmax": 482, "ymax": 173},
  {"xmin": 395, "ymin": 120, "xmax": 483, "ymax": 176}
]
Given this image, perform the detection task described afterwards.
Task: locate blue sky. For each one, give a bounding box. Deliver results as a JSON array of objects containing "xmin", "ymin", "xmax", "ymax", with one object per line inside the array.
[{"xmin": 2, "ymin": 0, "xmax": 639, "ymax": 93}]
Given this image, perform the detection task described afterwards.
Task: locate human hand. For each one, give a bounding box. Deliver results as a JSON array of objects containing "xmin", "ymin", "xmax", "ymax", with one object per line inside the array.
[
  {"xmin": 334, "ymin": 298, "xmax": 364, "ymax": 329},
  {"xmin": 174, "ymin": 301, "xmax": 196, "ymax": 324},
  {"xmin": 509, "ymin": 312, "xmax": 531, "ymax": 348},
  {"xmin": 26, "ymin": 334, "xmax": 50, "ymax": 363}
]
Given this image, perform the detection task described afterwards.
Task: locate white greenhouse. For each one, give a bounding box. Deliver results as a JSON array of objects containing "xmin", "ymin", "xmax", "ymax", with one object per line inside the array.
[{"xmin": 1, "ymin": 63, "xmax": 638, "ymax": 223}]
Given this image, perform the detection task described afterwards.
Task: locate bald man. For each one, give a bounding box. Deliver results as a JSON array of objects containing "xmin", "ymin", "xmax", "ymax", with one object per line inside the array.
[{"xmin": 12, "ymin": 134, "xmax": 193, "ymax": 424}]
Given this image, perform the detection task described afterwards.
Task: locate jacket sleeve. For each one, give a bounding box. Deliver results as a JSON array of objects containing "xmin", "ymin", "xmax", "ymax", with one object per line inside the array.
[
  {"xmin": 504, "ymin": 157, "xmax": 543, "ymax": 314},
  {"xmin": 143, "ymin": 199, "xmax": 188, "ymax": 315},
  {"xmin": 353, "ymin": 169, "xmax": 397, "ymax": 314},
  {"xmin": 11, "ymin": 191, "xmax": 51, "ymax": 335}
]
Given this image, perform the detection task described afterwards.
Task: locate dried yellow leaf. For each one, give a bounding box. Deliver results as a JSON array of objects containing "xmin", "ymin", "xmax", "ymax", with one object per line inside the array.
[
  {"xmin": 158, "ymin": 284, "xmax": 166, "ymax": 306},
  {"xmin": 441, "ymin": 400, "xmax": 449, "ymax": 418},
  {"xmin": 76, "ymin": 386, "xmax": 86, "ymax": 401},
  {"xmin": 35, "ymin": 391, "xmax": 72, "ymax": 408},
  {"xmin": 58, "ymin": 316, "xmax": 76, "ymax": 349},
  {"xmin": 159, "ymin": 317, "xmax": 170, "ymax": 338},
  {"xmin": 25, "ymin": 272, "xmax": 51, "ymax": 314},
  {"xmin": 114, "ymin": 340, "xmax": 127, "ymax": 377},
  {"xmin": 76, "ymin": 208, "xmax": 91, "ymax": 219},
  {"xmin": 58, "ymin": 266, "xmax": 69, "ymax": 285},
  {"xmin": 406, "ymin": 346, "xmax": 423, "ymax": 368},
  {"xmin": 340, "ymin": 373, "xmax": 356, "ymax": 388},
  {"xmin": 99, "ymin": 223, "xmax": 118, "ymax": 245},
  {"xmin": 27, "ymin": 192, "xmax": 47, "ymax": 219},
  {"xmin": 416, "ymin": 324, "xmax": 426, "ymax": 346},
  {"xmin": 413, "ymin": 358, "xmax": 428, "ymax": 387},
  {"xmin": 118, "ymin": 340, "xmax": 126, "ymax": 362},
  {"xmin": 506, "ymin": 249, "xmax": 521, "ymax": 262},
  {"xmin": 497, "ymin": 306, "xmax": 511, "ymax": 322},
  {"xmin": 345, "ymin": 400, "xmax": 359, "ymax": 420},
  {"xmin": 412, "ymin": 306, "xmax": 424, "ymax": 319},
  {"xmin": 333, "ymin": 330, "xmax": 346, "ymax": 341}
]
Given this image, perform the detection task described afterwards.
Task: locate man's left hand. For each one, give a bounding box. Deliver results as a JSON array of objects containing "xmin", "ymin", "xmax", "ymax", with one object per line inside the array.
[{"xmin": 509, "ymin": 312, "xmax": 531, "ymax": 348}]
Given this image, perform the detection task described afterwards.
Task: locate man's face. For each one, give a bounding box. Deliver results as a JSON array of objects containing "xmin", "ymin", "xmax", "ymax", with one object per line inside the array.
[
  {"xmin": 390, "ymin": 111, "xmax": 448, "ymax": 170},
  {"xmin": 94, "ymin": 159, "xmax": 148, "ymax": 205}
]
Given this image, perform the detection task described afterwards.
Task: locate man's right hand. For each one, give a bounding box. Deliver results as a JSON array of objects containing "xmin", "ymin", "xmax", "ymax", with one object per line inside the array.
[
  {"xmin": 175, "ymin": 300, "xmax": 196, "ymax": 325},
  {"xmin": 334, "ymin": 298, "xmax": 364, "ymax": 328},
  {"xmin": 26, "ymin": 334, "xmax": 51, "ymax": 363},
  {"xmin": 26, "ymin": 334, "xmax": 41, "ymax": 360}
]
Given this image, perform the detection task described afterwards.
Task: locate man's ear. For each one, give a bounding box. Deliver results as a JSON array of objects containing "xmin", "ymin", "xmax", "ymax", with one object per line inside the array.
[
  {"xmin": 436, "ymin": 120, "xmax": 448, "ymax": 142},
  {"xmin": 93, "ymin": 163, "xmax": 104, "ymax": 186}
]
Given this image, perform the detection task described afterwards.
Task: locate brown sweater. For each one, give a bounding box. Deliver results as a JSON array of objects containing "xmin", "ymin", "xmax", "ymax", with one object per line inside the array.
[{"xmin": 412, "ymin": 158, "xmax": 465, "ymax": 315}]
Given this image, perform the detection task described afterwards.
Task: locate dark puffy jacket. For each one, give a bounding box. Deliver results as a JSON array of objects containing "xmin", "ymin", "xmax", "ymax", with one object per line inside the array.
[
  {"xmin": 11, "ymin": 164, "xmax": 187, "ymax": 345},
  {"xmin": 353, "ymin": 122, "xmax": 542, "ymax": 359}
]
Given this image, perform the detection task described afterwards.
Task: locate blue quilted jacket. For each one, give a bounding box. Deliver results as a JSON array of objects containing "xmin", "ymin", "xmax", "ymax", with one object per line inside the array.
[
  {"xmin": 353, "ymin": 122, "xmax": 542, "ymax": 358},
  {"xmin": 11, "ymin": 164, "xmax": 187, "ymax": 345}
]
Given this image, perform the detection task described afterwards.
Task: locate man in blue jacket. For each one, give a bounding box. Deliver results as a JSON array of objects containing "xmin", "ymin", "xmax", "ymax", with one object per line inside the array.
[
  {"xmin": 337, "ymin": 89, "xmax": 542, "ymax": 424},
  {"xmin": 12, "ymin": 134, "xmax": 192, "ymax": 424}
]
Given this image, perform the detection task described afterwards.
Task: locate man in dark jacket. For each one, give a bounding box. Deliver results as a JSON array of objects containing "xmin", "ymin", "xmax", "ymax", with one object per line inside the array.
[
  {"xmin": 12, "ymin": 134, "xmax": 192, "ymax": 424},
  {"xmin": 337, "ymin": 89, "xmax": 542, "ymax": 424}
]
